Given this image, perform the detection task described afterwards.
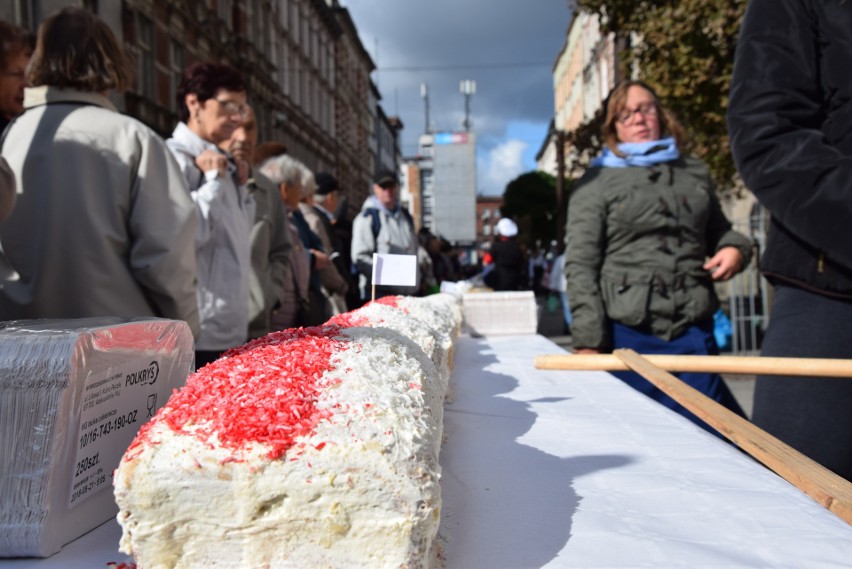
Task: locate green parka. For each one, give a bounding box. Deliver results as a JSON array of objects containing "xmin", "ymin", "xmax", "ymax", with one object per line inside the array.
[{"xmin": 565, "ymin": 156, "xmax": 753, "ymax": 351}]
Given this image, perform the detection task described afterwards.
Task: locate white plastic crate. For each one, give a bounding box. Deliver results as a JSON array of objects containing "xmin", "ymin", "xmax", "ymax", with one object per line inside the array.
[{"xmin": 462, "ymin": 291, "xmax": 538, "ymax": 336}]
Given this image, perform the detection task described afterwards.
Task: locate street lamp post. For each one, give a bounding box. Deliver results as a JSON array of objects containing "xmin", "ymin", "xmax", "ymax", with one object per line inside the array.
[{"xmin": 556, "ymin": 129, "xmax": 566, "ymax": 246}]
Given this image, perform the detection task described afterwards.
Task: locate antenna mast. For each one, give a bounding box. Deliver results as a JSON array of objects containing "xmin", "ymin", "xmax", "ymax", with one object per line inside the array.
[
  {"xmin": 420, "ymin": 82, "xmax": 431, "ymax": 134},
  {"xmin": 460, "ymin": 79, "xmax": 476, "ymax": 132}
]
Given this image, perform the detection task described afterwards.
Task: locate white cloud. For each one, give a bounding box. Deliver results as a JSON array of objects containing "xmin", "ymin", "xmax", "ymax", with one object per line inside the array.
[
  {"xmin": 480, "ymin": 139, "xmax": 528, "ymax": 196},
  {"xmin": 345, "ymin": 1, "xmax": 571, "ymax": 164}
]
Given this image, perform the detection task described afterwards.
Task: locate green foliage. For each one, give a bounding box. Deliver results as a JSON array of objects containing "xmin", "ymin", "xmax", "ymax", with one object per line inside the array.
[
  {"xmin": 500, "ymin": 171, "xmax": 561, "ymax": 249},
  {"xmin": 572, "ymin": 0, "xmax": 747, "ymax": 193}
]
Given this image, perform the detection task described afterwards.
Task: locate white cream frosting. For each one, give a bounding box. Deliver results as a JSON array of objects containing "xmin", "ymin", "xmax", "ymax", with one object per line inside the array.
[{"xmin": 114, "ymin": 304, "xmax": 460, "ymax": 569}]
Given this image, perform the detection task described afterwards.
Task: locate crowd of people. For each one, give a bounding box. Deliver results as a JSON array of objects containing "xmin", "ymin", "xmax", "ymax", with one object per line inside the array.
[
  {"xmin": 0, "ymin": 7, "xmax": 425, "ymax": 371},
  {"xmin": 1, "ymin": 5, "xmax": 849, "ymax": 482}
]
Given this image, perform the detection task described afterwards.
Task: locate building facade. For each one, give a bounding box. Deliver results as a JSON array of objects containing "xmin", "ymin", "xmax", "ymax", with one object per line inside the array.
[
  {"xmin": 475, "ymin": 195, "xmax": 503, "ymax": 247},
  {"xmin": 3, "ymin": 0, "xmax": 401, "ymax": 215},
  {"xmin": 415, "ymin": 131, "xmax": 477, "ymax": 247},
  {"xmin": 540, "ymin": 10, "xmax": 624, "ymax": 175}
]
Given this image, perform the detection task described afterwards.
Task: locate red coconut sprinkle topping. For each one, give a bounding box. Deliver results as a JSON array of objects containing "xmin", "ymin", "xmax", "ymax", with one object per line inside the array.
[
  {"xmin": 327, "ymin": 296, "xmax": 410, "ymax": 329},
  {"xmin": 126, "ymin": 326, "xmax": 347, "ymax": 461},
  {"xmin": 326, "ymin": 312, "xmax": 371, "ymax": 328},
  {"xmin": 370, "ymin": 295, "xmax": 408, "ymax": 312}
]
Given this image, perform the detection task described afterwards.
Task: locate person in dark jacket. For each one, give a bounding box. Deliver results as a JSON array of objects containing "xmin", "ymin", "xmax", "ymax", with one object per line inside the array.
[
  {"xmin": 728, "ymin": 0, "xmax": 852, "ymax": 480},
  {"xmin": 566, "ymin": 80, "xmax": 752, "ymax": 433},
  {"xmin": 488, "ymin": 218, "xmax": 526, "ymax": 291}
]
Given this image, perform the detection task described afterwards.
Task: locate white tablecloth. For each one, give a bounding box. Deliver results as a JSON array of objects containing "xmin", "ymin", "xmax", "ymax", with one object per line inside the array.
[
  {"xmin": 3, "ymin": 334, "xmax": 852, "ymax": 568},
  {"xmin": 440, "ymin": 335, "xmax": 852, "ymax": 567}
]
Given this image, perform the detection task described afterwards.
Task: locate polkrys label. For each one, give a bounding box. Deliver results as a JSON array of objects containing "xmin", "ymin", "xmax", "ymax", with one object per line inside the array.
[{"xmin": 69, "ymin": 357, "xmax": 164, "ymax": 507}]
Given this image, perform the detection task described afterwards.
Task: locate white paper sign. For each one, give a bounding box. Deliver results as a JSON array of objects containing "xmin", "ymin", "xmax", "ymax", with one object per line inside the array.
[{"xmin": 372, "ymin": 253, "xmax": 417, "ymax": 287}]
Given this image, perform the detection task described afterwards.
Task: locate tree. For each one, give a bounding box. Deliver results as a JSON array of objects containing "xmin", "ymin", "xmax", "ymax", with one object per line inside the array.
[
  {"xmin": 572, "ymin": 0, "xmax": 747, "ymax": 193},
  {"xmin": 500, "ymin": 171, "xmax": 561, "ymax": 250}
]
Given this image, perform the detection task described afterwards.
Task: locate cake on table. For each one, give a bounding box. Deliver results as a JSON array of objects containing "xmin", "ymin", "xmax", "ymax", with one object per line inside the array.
[
  {"xmin": 327, "ymin": 294, "xmax": 459, "ymax": 393},
  {"xmin": 114, "ymin": 295, "xmax": 461, "ymax": 568}
]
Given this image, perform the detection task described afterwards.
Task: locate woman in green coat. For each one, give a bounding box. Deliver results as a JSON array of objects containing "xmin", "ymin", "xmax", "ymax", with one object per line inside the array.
[{"xmin": 565, "ymin": 80, "xmax": 752, "ymax": 431}]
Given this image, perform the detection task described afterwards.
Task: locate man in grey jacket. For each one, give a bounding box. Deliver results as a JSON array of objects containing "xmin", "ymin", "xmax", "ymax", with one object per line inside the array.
[
  {"xmin": 351, "ymin": 170, "xmax": 418, "ymax": 300},
  {"xmin": 168, "ymin": 62, "xmax": 255, "ymax": 368},
  {"xmin": 220, "ymin": 105, "xmax": 291, "ymax": 339}
]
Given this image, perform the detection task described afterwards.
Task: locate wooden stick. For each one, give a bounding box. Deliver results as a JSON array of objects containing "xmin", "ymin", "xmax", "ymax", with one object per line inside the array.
[
  {"xmin": 613, "ymin": 348, "xmax": 852, "ymax": 525},
  {"xmin": 534, "ymin": 353, "xmax": 852, "ymax": 378}
]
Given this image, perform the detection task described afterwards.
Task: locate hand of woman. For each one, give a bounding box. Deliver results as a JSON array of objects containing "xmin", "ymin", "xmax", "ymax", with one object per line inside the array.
[
  {"xmin": 703, "ymin": 246, "xmax": 743, "ymax": 281},
  {"xmin": 195, "ymin": 150, "xmax": 228, "ymax": 178}
]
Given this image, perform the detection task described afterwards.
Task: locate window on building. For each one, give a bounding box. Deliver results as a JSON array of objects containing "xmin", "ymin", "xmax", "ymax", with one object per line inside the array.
[
  {"xmin": 291, "ymin": 1, "xmax": 299, "ymax": 44},
  {"xmin": 136, "ymin": 14, "xmax": 155, "ymax": 100},
  {"xmin": 268, "ymin": 20, "xmax": 277, "ymax": 69},
  {"xmin": 483, "ymin": 225, "xmax": 492, "ymax": 236},
  {"xmin": 169, "ymin": 40, "xmax": 184, "ymax": 112},
  {"xmin": 251, "ymin": 0, "xmax": 262, "ymax": 48},
  {"xmin": 217, "ymin": 0, "xmax": 231, "ymax": 27},
  {"xmin": 301, "ymin": 13, "xmax": 309, "ymax": 59},
  {"xmin": 279, "ymin": 0, "xmax": 288, "ymax": 29},
  {"xmin": 279, "ymin": 41, "xmax": 288, "ymax": 94}
]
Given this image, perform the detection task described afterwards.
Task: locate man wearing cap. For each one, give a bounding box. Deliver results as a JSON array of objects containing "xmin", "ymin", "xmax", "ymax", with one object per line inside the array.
[
  {"xmin": 311, "ymin": 173, "xmax": 356, "ymax": 308},
  {"xmin": 296, "ymin": 170, "xmax": 347, "ymax": 317},
  {"xmin": 351, "ymin": 170, "xmax": 418, "ymax": 300}
]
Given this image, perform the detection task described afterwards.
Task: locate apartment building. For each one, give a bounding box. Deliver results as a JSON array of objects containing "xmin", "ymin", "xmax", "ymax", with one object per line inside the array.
[{"xmin": 2, "ymin": 0, "xmax": 400, "ymax": 210}]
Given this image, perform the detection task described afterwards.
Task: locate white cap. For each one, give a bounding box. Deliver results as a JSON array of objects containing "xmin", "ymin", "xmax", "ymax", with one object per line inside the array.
[{"xmin": 495, "ymin": 218, "xmax": 518, "ymax": 237}]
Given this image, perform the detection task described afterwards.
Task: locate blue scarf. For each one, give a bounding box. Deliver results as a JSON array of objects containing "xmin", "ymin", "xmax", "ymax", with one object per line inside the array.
[{"xmin": 591, "ymin": 137, "xmax": 680, "ymax": 168}]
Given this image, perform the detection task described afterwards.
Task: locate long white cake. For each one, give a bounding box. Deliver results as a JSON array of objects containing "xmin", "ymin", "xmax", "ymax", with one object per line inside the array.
[
  {"xmin": 114, "ymin": 295, "xmax": 461, "ymax": 568},
  {"xmin": 327, "ymin": 294, "xmax": 458, "ymax": 391},
  {"xmin": 0, "ymin": 318, "xmax": 194, "ymax": 557}
]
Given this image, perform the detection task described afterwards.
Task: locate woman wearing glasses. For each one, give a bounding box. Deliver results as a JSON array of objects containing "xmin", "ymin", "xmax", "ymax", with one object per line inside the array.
[
  {"xmin": 564, "ymin": 80, "xmax": 752, "ymax": 431},
  {"xmin": 167, "ymin": 61, "xmax": 256, "ymax": 369}
]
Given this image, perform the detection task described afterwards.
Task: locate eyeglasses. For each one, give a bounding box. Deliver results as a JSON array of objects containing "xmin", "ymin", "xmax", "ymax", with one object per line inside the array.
[
  {"xmin": 214, "ymin": 98, "xmax": 249, "ymax": 118},
  {"xmin": 616, "ymin": 102, "xmax": 658, "ymax": 124}
]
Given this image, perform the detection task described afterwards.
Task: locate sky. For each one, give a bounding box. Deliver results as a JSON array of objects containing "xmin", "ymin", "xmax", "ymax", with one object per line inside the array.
[{"xmin": 342, "ymin": 1, "xmax": 573, "ymax": 196}]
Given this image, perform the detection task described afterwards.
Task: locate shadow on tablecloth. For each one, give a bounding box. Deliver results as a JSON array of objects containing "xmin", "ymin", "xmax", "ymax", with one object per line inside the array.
[{"xmin": 438, "ymin": 337, "xmax": 633, "ymax": 568}]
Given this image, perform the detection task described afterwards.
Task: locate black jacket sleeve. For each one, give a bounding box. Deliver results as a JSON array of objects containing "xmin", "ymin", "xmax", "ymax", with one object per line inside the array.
[{"xmin": 727, "ymin": 0, "xmax": 852, "ymax": 270}]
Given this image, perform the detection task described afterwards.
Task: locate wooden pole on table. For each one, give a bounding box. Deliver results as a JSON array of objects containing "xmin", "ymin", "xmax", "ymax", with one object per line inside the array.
[
  {"xmin": 534, "ymin": 353, "xmax": 852, "ymax": 378},
  {"xmin": 613, "ymin": 348, "xmax": 852, "ymax": 525}
]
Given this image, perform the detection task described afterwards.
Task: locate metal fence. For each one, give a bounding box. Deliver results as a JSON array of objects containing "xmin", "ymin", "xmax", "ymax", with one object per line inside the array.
[{"xmin": 725, "ymin": 203, "xmax": 771, "ymax": 355}]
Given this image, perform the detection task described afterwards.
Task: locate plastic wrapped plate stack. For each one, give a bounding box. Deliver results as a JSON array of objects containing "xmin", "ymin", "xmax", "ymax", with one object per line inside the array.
[{"xmin": 0, "ymin": 317, "xmax": 194, "ymax": 557}]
